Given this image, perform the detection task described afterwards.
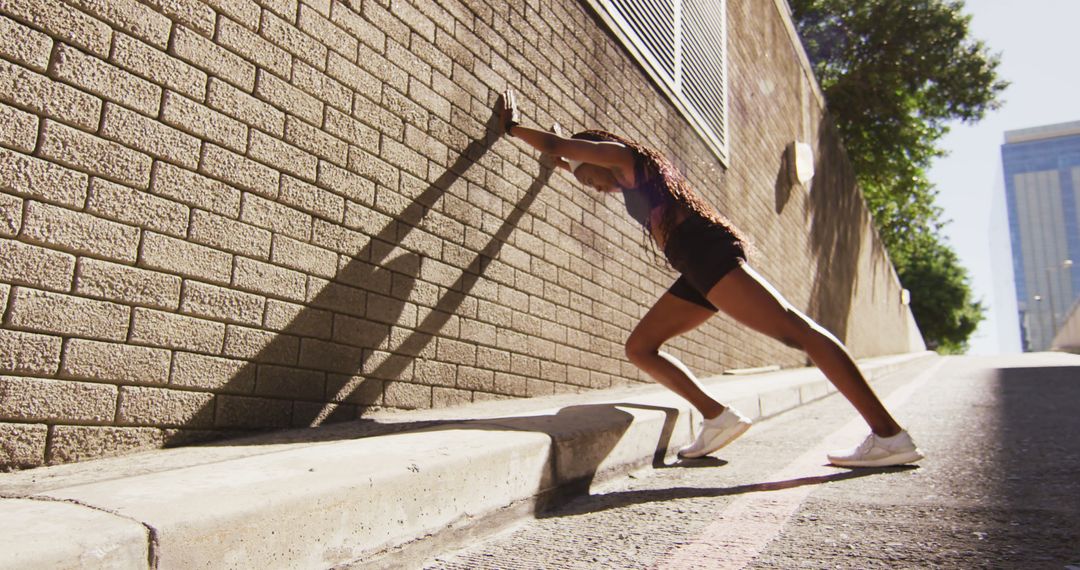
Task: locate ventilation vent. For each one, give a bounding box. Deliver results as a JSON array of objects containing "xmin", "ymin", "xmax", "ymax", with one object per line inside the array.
[{"xmin": 587, "ymin": 0, "xmax": 730, "ymax": 162}]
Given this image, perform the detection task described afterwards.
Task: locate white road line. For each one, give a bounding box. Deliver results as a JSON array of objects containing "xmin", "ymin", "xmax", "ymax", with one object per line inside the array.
[{"xmin": 655, "ymin": 359, "xmax": 946, "ymax": 570}]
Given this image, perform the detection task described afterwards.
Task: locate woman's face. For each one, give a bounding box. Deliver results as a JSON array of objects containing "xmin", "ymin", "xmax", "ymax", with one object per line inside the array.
[{"xmin": 573, "ymin": 163, "xmax": 619, "ymax": 192}]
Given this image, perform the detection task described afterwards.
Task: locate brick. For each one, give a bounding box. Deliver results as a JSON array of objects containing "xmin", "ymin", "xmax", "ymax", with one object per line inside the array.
[
  {"xmin": 103, "ymin": 105, "xmax": 199, "ymax": 170},
  {"xmin": 0, "ymin": 329, "xmax": 62, "ymax": 375},
  {"xmin": 325, "ymin": 373, "xmax": 381, "ymax": 404},
  {"xmin": 239, "ymin": 192, "xmax": 312, "ymax": 240},
  {"xmin": 0, "ymin": 422, "xmax": 47, "ymax": 468},
  {"xmin": 87, "ymin": 177, "xmax": 189, "ymax": 238},
  {"xmin": 326, "ymin": 52, "xmax": 382, "ymax": 103},
  {"xmin": 201, "ymin": 143, "xmax": 280, "ymax": 198},
  {"xmin": 0, "ymin": 60, "xmax": 102, "ymax": 131},
  {"xmin": 295, "ymin": 337, "xmax": 362, "ymax": 374},
  {"xmin": 64, "ymin": 0, "xmax": 171, "ymax": 49},
  {"xmin": 297, "ymin": 3, "xmax": 356, "ymax": 60},
  {"xmin": 7, "ymin": 287, "xmax": 131, "ymax": 341},
  {"xmin": 317, "ymin": 160, "xmax": 375, "ymax": 205},
  {"xmin": 118, "ymin": 385, "xmax": 214, "ymax": 427},
  {"xmin": 0, "ymin": 101, "xmax": 38, "ymax": 153},
  {"xmin": 62, "ymin": 338, "xmax": 172, "ymax": 385},
  {"xmin": 457, "ymin": 365, "xmax": 494, "ymax": 391},
  {"xmin": 203, "ymin": 0, "xmax": 261, "ymax": 29},
  {"xmin": 361, "ymin": 0, "xmax": 410, "ymax": 46},
  {"xmin": 222, "ymin": 323, "xmax": 299, "ymax": 364},
  {"xmin": 352, "ymin": 94, "xmax": 404, "ymax": 141},
  {"xmin": 433, "ymin": 386, "xmax": 472, "ymax": 408},
  {"xmin": 292, "ymin": 60, "xmax": 351, "ymax": 112},
  {"xmin": 330, "ymin": 2, "xmax": 385, "ymax": 52},
  {"xmin": 190, "ymin": 209, "xmax": 272, "ymax": 258},
  {"xmin": 306, "ymin": 277, "xmax": 365, "ymax": 317},
  {"xmin": 386, "ymin": 40, "xmax": 432, "ymax": 86},
  {"xmin": 280, "ymin": 174, "xmax": 345, "ymax": 221},
  {"xmin": 0, "ymin": 376, "xmax": 116, "ymax": 423},
  {"xmin": 383, "ymin": 381, "xmax": 430, "ymax": 409},
  {"xmin": 217, "ymin": 16, "xmax": 292, "ymax": 78},
  {"xmin": 1, "ymin": 0, "xmax": 111, "ymax": 58},
  {"xmin": 21, "ymin": 200, "xmax": 140, "ymax": 263},
  {"xmin": 143, "ymin": 232, "xmax": 237, "ymax": 292},
  {"xmin": 75, "ymin": 257, "xmax": 181, "ymax": 310},
  {"xmin": 51, "ymin": 43, "xmax": 162, "ymax": 116},
  {"xmin": 258, "ymin": 69, "xmax": 325, "ymax": 124},
  {"xmin": 47, "ymin": 425, "xmax": 162, "ymax": 464},
  {"xmin": 207, "ymin": 78, "xmax": 286, "ymax": 136},
  {"xmin": 215, "ymin": 394, "xmax": 291, "ymax": 428},
  {"xmin": 0, "ymin": 283, "xmax": 7, "ymax": 318},
  {"xmin": 171, "ymin": 26, "xmax": 256, "ymax": 92},
  {"xmin": 261, "ymin": 11, "xmax": 327, "ymax": 71},
  {"xmin": 139, "ymin": 0, "xmax": 217, "ymax": 37},
  {"xmin": 39, "ymin": 120, "xmax": 151, "ymax": 189},
  {"xmin": 390, "ymin": 0, "xmax": 436, "ymax": 42},
  {"xmin": 255, "ymin": 364, "xmax": 324, "ymax": 400},
  {"xmin": 0, "ymin": 192, "xmax": 21, "ymax": 238},
  {"xmin": 130, "ymin": 307, "xmax": 226, "ymax": 353},
  {"xmin": 161, "ymin": 91, "xmax": 248, "ymax": 154},
  {"xmin": 284, "ymin": 116, "xmax": 348, "ymax": 168},
  {"xmin": 0, "ymin": 14, "xmax": 53, "ymax": 72},
  {"xmin": 170, "ymin": 351, "xmax": 255, "ymax": 392},
  {"xmin": 270, "ymin": 234, "xmax": 337, "ymax": 278},
  {"xmin": 0, "ymin": 238, "xmax": 76, "ymax": 291},
  {"xmin": 324, "ymin": 107, "xmax": 379, "ymax": 155},
  {"xmin": 151, "ymin": 162, "xmax": 242, "ymax": 218},
  {"xmin": 248, "ymin": 129, "xmax": 318, "ymax": 182},
  {"xmin": 232, "ymin": 256, "xmax": 307, "ymax": 301},
  {"xmin": 381, "ymin": 137, "xmax": 428, "ymax": 180},
  {"xmin": 180, "ymin": 280, "xmax": 266, "ymax": 325},
  {"xmin": 264, "ymin": 298, "xmax": 333, "ymax": 338},
  {"xmin": 381, "ymin": 87, "xmax": 428, "ymax": 130},
  {"xmin": 311, "ymin": 218, "xmax": 368, "ymax": 256},
  {"xmin": 112, "ymin": 33, "xmax": 208, "ymax": 100}
]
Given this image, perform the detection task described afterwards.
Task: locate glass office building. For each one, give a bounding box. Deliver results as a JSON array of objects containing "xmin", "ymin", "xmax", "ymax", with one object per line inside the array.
[{"xmin": 1001, "ymin": 120, "xmax": 1080, "ymax": 351}]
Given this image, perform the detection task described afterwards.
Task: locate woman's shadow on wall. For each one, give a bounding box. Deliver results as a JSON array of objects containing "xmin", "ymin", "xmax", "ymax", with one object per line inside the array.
[{"xmin": 181, "ymin": 106, "xmax": 552, "ymax": 436}]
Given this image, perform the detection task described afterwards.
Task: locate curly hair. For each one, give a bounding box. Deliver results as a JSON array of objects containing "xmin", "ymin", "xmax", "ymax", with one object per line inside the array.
[{"xmin": 571, "ymin": 129, "xmax": 746, "ymax": 257}]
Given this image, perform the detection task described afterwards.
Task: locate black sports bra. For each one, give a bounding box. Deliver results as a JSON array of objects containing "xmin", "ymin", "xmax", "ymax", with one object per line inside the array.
[{"xmin": 620, "ymin": 151, "xmax": 668, "ymax": 230}]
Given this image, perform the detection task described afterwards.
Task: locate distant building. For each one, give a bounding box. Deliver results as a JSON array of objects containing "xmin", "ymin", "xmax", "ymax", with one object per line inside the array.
[{"xmin": 1001, "ymin": 120, "xmax": 1080, "ymax": 351}]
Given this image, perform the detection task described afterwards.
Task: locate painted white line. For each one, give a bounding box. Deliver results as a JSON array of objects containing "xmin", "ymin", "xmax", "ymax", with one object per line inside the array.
[{"xmin": 655, "ymin": 359, "xmax": 946, "ymax": 570}]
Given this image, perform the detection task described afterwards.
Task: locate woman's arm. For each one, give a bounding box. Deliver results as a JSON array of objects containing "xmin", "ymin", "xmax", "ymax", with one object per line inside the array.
[{"xmin": 500, "ymin": 90, "xmax": 634, "ymax": 172}]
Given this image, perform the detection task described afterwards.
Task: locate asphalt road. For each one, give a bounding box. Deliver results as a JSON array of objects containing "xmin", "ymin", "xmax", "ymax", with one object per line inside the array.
[{"xmin": 425, "ymin": 353, "xmax": 1080, "ymax": 569}]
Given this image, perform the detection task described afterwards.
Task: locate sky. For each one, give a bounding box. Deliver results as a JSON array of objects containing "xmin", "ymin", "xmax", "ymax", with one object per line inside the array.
[{"xmin": 926, "ymin": 0, "xmax": 1080, "ymax": 354}]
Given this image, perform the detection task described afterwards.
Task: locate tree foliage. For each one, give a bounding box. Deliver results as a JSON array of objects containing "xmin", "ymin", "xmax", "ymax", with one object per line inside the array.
[{"xmin": 788, "ymin": 0, "xmax": 1007, "ymax": 352}]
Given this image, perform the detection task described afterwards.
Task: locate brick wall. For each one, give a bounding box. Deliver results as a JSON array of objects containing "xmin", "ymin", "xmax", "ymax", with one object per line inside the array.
[{"xmin": 0, "ymin": 0, "xmax": 922, "ymax": 469}]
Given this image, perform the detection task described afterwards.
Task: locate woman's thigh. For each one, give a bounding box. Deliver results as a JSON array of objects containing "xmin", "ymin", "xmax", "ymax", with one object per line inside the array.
[
  {"xmin": 704, "ymin": 264, "xmax": 809, "ymax": 346},
  {"xmin": 627, "ymin": 290, "xmax": 716, "ymax": 353}
]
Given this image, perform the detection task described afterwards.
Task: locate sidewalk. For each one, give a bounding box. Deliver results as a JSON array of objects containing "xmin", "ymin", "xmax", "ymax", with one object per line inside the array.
[{"xmin": 0, "ymin": 351, "xmax": 937, "ymax": 570}]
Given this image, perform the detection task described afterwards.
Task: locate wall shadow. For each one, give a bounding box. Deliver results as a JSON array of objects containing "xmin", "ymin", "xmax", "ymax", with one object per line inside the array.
[
  {"xmin": 186, "ymin": 400, "xmax": 685, "ymax": 517},
  {"xmin": 774, "ymin": 146, "xmax": 793, "ymax": 215},
  {"xmin": 804, "ymin": 116, "xmax": 866, "ymax": 343},
  {"xmin": 179, "ymin": 106, "xmax": 551, "ymax": 439}
]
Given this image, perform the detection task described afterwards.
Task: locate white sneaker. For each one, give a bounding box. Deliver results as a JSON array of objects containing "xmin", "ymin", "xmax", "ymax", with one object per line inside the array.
[
  {"xmin": 678, "ymin": 407, "xmax": 752, "ymax": 459},
  {"xmin": 827, "ymin": 430, "xmax": 924, "ymax": 467}
]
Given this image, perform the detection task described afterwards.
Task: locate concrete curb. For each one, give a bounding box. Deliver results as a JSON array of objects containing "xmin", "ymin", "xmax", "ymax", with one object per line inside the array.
[{"xmin": 0, "ymin": 351, "xmax": 937, "ymax": 569}]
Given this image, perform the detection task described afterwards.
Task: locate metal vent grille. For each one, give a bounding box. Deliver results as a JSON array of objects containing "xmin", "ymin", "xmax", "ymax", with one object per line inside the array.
[{"xmin": 589, "ymin": 0, "xmax": 729, "ymax": 162}]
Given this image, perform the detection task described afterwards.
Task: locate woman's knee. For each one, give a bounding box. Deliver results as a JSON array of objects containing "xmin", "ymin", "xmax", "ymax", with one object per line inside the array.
[{"xmin": 624, "ymin": 333, "xmax": 661, "ymax": 366}]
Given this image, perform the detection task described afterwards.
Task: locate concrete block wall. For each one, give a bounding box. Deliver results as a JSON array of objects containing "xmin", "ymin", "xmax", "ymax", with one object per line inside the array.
[{"xmin": 0, "ymin": 0, "xmax": 921, "ymax": 470}]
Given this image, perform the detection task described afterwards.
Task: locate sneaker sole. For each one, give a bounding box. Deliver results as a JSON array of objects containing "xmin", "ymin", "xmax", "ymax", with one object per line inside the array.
[
  {"xmin": 828, "ymin": 449, "xmax": 924, "ymax": 468},
  {"xmin": 677, "ymin": 421, "xmax": 751, "ymax": 459}
]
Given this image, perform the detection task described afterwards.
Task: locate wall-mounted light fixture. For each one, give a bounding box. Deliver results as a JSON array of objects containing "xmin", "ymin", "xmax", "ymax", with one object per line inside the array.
[{"xmin": 787, "ymin": 141, "xmax": 815, "ymax": 187}]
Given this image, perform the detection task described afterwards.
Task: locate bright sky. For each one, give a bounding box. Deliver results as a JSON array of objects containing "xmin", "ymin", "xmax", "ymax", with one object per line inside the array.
[{"xmin": 927, "ymin": 0, "xmax": 1080, "ymax": 354}]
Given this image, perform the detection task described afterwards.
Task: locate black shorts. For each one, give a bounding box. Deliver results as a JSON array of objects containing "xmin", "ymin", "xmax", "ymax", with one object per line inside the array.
[{"xmin": 662, "ymin": 216, "xmax": 746, "ymax": 311}]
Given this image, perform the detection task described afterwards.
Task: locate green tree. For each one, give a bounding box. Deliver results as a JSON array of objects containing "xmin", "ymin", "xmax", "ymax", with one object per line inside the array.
[{"xmin": 788, "ymin": 0, "xmax": 1006, "ymax": 351}]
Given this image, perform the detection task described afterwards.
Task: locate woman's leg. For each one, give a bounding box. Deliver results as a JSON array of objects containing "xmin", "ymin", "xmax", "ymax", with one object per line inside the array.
[
  {"xmin": 625, "ymin": 292, "xmax": 726, "ymax": 419},
  {"xmin": 705, "ymin": 264, "xmax": 902, "ymax": 437}
]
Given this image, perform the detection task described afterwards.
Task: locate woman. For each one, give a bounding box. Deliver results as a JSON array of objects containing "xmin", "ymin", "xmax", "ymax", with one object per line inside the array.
[{"xmin": 500, "ymin": 93, "xmax": 922, "ymax": 467}]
